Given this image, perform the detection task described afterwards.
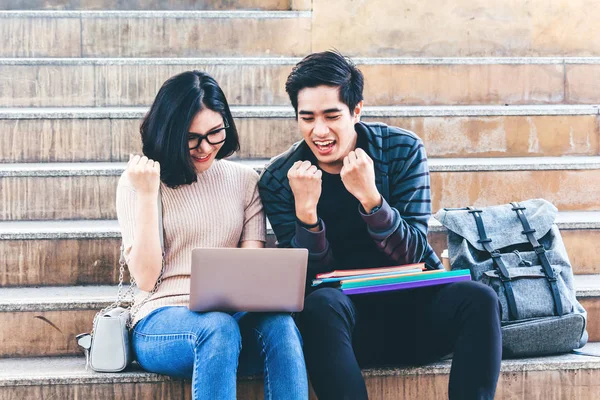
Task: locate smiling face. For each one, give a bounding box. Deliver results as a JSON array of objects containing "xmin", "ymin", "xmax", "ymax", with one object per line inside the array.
[
  {"xmin": 296, "ymin": 85, "xmax": 363, "ymax": 174},
  {"xmin": 188, "ymin": 107, "xmax": 226, "ymax": 173}
]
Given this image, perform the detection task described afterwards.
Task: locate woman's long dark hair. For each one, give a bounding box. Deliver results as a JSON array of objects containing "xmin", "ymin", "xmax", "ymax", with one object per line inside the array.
[{"xmin": 141, "ymin": 71, "xmax": 240, "ymax": 188}]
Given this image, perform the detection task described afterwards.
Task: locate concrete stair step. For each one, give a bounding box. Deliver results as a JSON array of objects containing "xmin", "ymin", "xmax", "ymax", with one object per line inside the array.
[
  {"xmin": 1, "ymin": 348, "xmax": 600, "ymax": 400},
  {"xmin": 0, "ymin": 279, "xmax": 599, "ymax": 359},
  {"xmin": 0, "ymin": 10, "xmax": 311, "ymax": 58},
  {"xmin": 1, "ymin": 105, "xmax": 598, "ymax": 163},
  {"xmin": 0, "ymin": 0, "xmax": 297, "ymax": 11},
  {"xmin": 2, "ymin": 57, "xmax": 600, "ymax": 107},
  {"xmin": 0, "ymin": 157, "xmax": 599, "ymax": 221},
  {"xmin": 2, "ymin": 346, "xmax": 600, "ymax": 399},
  {"xmin": 314, "ymin": 0, "xmax": 600, "ymax": 58},
  {"xmin": 1, "ymin": 212, "xmax": 599, "ymax": 286}
]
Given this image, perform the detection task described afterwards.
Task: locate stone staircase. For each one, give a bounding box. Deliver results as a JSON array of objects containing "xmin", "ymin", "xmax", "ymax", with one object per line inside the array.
[{"xmin": 1, "ymin": 1, "xmax": 600, "ymax": 399}]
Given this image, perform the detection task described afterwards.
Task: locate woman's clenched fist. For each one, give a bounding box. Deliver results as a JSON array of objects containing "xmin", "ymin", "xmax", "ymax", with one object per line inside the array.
[{"xmin": 127, "ymin": 154, "xmax": 161, "ymax": 196}]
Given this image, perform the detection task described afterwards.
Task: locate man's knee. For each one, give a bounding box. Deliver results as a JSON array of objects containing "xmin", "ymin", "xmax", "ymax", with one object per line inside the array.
[
  {"xmin": 299, "ymin": 287, "xmax": 356, "ymax": 329},
  {"xmin": 458, "ymin": 281, "xmax": 501, "ymax": 319}
]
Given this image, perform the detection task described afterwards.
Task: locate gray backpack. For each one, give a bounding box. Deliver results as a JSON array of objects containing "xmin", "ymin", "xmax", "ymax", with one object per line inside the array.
[{"xmin": 434, "ymin": 199, "xmax": 588, "ymax": 357}]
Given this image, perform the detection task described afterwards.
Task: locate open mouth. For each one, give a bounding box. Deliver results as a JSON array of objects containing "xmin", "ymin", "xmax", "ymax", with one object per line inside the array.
[
  {"xmin": 313, "ymin": 140, "xmax": 336, "ymax": 155},
  {"xmin": 192, "ymin": 154, "xmax": 212, "ymax": 163}
]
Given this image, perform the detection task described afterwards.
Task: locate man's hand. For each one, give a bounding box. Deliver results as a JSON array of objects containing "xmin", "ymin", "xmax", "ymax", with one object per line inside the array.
[
  {"xmin": 288, "ymin": 160, "xmax": 322, "ymax": 225},
  {"xmin": 340, "ymin": 148, "xmax": 382, "ymax": 213},
  {"xmin": 127, "ymin": 154, "xmax": 161, "ymax": 197}
]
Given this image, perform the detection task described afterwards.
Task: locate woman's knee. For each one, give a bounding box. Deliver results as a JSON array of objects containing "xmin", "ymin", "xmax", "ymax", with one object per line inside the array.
[
  {"xmin": 196, "ymin": 312, "xmax": 242, "ymax": 351},
  {"xmin": 258, "ymin": 313, "xmax": 302, "ymax": 343}
]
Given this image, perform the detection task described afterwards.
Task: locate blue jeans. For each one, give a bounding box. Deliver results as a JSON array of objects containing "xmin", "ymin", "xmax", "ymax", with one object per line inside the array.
[{"xmin": 132, "ymin": 306, "xmax": 308, "ymax": 400}]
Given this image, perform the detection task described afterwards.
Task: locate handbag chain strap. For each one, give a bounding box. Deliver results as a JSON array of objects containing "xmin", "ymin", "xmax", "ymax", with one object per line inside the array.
[
  {"xmin": 90, "ymin": 190, "xmax": 165, "ymax": 336},
  {"xmin": 90, "ymin": 251, "xmax": 165, "ymax": 336}
]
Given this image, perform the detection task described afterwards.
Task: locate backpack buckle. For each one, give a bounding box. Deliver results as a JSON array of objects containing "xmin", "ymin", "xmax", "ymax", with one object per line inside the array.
[
  {"xmin": 490, "ymin": 250, "xmax": 502, "ymax": 258},
  {"xmin": 534, "ymin": 246, "xmax": 546, "ymax": 255}
]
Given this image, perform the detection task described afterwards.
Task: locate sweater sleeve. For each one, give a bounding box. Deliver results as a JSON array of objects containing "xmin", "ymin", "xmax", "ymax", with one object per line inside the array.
[
  {"xmin": 115, "ymin": 173, "xmax": 137, "ymax": 264},
  {"xmin": 360, "ymin": 139, "xmax": 440, "ymax": 269},
  {"xmin": 241, "ymin": 170, "xmax": 267, "ymax": 243}
]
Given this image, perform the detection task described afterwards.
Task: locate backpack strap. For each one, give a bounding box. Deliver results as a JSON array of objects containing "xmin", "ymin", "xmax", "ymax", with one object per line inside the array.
[
  {"xmin": 468, "ymin": 207, "xmax": 520, "ymax": 320},
  {"xmin": 510, "ymin": 202, "xmax": 563, "ymax": 317}
]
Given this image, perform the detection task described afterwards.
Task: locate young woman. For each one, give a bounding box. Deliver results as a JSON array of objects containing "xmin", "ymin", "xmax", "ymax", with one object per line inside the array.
[{"xmin": 116, "ymin": 71, "xmax": 308, "ymax": 400}]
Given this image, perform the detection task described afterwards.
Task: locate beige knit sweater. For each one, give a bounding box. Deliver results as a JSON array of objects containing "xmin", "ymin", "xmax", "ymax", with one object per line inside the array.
[{"xmin": 116, "ymin": 159, "xmax": 266, "ymax": 326}]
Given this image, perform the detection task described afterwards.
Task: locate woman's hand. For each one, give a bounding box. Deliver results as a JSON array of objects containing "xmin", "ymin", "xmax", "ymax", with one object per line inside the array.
[{"xmin": 127, "ymin": 154, "xmax": 161, "ymax": 197}]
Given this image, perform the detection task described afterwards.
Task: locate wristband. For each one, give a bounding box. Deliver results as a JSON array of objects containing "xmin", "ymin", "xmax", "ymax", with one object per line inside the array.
[
  {"xmin": 367, "ymin": 204, "xmax": 382, "ymax": 215},
  {"xmin": 297, "ymin": 217, "xmax": 321, "ymax": 229}
]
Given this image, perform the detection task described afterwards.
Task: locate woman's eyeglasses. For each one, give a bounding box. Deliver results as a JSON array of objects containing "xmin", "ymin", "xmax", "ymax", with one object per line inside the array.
[{"xmin": 188, "ymin": 120, "xmax": 229, "ymax": 150}]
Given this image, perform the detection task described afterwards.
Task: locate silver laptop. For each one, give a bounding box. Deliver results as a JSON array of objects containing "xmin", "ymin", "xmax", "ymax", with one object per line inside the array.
[{"xmin": 189, "ymin": 248, "xmax": 308, "ymax": 312}]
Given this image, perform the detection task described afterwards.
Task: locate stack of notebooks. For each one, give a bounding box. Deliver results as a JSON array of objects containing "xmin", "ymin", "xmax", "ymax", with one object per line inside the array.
[{"xmin": 311, "ymin": 263, "xmax": 471, "ymax": 295}]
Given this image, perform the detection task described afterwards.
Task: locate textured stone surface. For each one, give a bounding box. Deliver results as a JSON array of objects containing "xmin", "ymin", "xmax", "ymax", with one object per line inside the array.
[
  {"xmin": 0, "ymin": 285, "xmax": 123, "ymax": 312},
  {"xmin": 290, "ymin": 0, "xmax": 311, "ymax": 10},
  {"xmin": 0, "ymin": 383, "xmax": 187, "ymax": 400},
  {"xmin": 0, "ymin": 0, "xmax": 290, "ymax": 10},
  {"xmin": 0, "ymin": 64, "xmax": 96, "ymax": 107},
  {"xmin": 81, "ymin": 12, "xmax": 311, "ymax": 58},
  {"xmin": 0, "ymin": 220, "xmax": 121, "ymax": 240},
  {"xmin": 3, "ymin": 157, "xmax": 600, "ymax": 176},
  {"xmin": 1, "ymin": 159, "xmax": 599, "ymax": 219},
  {"xmin": 581, "ymin": 298, "xmax": 600, "ymax": 342},
  {"xmin": 2, "ymin": 107, "xmax": 598, "ymax": 162},
  {"xmin": 0, "ymin": 11, "xmax": 311, "ymax": 57},
  {"xmin": 562, "ymin": 230, "xmax": 600, "ymax": 274},
  {"xmin": 0, "ymin": 310, "xmax": 97, "ymax": 357},
  {"xmin": 4, "ymin": 59, "xmax": 600, "ymax": 107},
  {"xmin": 0, "ymin": 237, "xmax": 123, "ymax": 286},
  {"xmin": 566, "ymin": 64, "xmax": 600, "ymax": 104},
  {"xmin": 430, "ymin": 169, "xmax": 600, "ymax": 211},
  {"xmin": 360, "ymin": 63, "xmax": 565, "ymax": 105},
  {"xmin": 2, "ymin": 215, "xmax": 598, "ymax": 285},
  {"xmin": 0, "ymin": 15, "xmax": 81, "ymax": 57},
  {"xmin": 2, "ymin": 345, "xmax": 600, "ymax": 398},
  {"xmin": 311, "ymin": 0, "xmax": 600, "ymax": 57},
  {"xmin": 0, "ymin": 175, "xmax": 120, "ymax": 220},
  {"xmin": 0, "ymin": 118, "xmax": 112, "ymax": 163},
  {"xmin": 381, "ymin": 115, "xmax": 600, "ymax": 158},
  {"xmin": 0, "ymin": 281, "xmax": 597, "ymax": 357},
  {"xmin": 1, "ymin": 276, "xmax": 597, "ymax": 312},
  {"xmin": 91, "ymin": 62, "xmax": 293, "ymax": 107}
]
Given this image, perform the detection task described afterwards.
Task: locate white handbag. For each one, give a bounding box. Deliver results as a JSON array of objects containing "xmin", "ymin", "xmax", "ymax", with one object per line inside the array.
[{"xmin": 77, "ymin": 192, "xmax": 165, "ymax": 372}]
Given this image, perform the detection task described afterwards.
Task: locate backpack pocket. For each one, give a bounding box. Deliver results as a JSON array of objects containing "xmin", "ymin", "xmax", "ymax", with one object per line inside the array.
[
  {"xmin": 501, "ymin": 314, "xmax": 586, "ymax": 357},
  {"xmin": 481, "ymin": 266, "xmax": 574, "ymax": 321}
]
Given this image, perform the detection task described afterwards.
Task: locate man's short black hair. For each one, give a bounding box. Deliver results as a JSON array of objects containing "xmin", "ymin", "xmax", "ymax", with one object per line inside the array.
[
  {"xmin": 285, "ymin": 50, "xmax": 364, "ymax": 116},
  {"xmin": 141, "ymin": 70, "xmax": 240, "ymax": 188}
]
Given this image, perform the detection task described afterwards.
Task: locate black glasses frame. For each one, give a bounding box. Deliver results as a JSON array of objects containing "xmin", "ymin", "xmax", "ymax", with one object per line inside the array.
[{"xmin": 188, "ymin": 119, "xmax": 229, "ymax": 150}]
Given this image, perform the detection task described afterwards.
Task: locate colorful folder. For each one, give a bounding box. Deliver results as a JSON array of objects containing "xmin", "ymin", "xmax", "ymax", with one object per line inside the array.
[
  {"xmin": 312, "ymin": 268, "xmax": 424, "ymax": 286},
  {"xmin": 341, "ymin": 270, "xmax": 472, "ymax": 295},
  {"xmin": 316, "ymin": 263, "xmax": 425, "ymax": 280}
]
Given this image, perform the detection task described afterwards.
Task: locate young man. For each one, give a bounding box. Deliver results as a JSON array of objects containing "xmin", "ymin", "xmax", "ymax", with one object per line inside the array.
[{"xmin": 258, "ymin": 51, "xmax": 502, "ymax": 400}]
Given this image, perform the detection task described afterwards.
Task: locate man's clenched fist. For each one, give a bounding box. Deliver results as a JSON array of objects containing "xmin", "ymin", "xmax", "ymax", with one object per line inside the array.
[
  {"xmin": 288, "ymin": 160, "xmax": 322, "ymax": 225},
  {"xmin": 340, "ymin": 148, "xmax": 382, "ymax": 213}
]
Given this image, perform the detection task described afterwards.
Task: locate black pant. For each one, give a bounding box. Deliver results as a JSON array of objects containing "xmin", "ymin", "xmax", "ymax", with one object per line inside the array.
[{"xmin": 296, "ymin": 281, "xmax": 502, "ymax": 400}]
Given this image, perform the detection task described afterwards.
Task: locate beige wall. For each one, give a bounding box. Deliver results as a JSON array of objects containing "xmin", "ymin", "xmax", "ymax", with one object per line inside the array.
[{"xmin": 310, "ymin": 0, "xmax": 600, "ymax": 57}]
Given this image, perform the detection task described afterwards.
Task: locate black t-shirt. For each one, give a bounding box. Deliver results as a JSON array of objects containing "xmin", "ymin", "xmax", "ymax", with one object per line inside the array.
[{"xmin": 305, "ymin": 142, "xmax": 393, "ymax": 271}]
